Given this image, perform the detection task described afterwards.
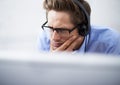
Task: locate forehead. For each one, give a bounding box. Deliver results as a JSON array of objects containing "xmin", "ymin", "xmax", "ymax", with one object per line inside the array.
[{"xmin": 47, "ymin": 10, "xmax": 73, "ymax": 25}]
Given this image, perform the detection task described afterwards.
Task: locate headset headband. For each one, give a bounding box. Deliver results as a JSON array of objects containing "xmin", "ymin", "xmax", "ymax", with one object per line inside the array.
[{"xmin": 72, "ymin": 0, "xmax": 90, "ymax": 36}]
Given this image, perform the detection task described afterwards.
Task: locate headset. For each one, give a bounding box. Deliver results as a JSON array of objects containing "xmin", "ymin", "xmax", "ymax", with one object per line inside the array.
[
  {"xmin": 72, "ymin": 0, "xmax": 91, "ymax": 36},
  {"xmin": 72, "ymin": 0, "xmax": 91, "ymax": 52}
]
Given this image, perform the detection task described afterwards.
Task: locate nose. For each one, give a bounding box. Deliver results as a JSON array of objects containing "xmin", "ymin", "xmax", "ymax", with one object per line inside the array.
[{"xmin": 51, "ymin": 30, "xmax": 61, "ymax": 41}]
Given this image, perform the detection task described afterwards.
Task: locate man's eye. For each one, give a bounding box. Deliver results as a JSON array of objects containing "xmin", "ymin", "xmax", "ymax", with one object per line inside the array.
[
  {"xmin": 56, "ymin": 29, "xmax": 65, "ymax": 33},
  {"xmin": 58, "ymin": 29, "xmax": 63, "ymax": 32},
  {"xmin": 58, "ymin": 29, "xmax": 69, "ymax": 33}
]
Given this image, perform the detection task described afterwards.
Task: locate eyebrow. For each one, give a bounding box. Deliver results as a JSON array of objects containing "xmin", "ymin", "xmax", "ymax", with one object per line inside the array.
[{"xmin": 47, "ymin": 26, "xmax": 69, "ymax": 30}]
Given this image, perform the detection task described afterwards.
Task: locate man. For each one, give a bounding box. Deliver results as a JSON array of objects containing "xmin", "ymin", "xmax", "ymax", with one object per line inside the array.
[{"xmin": 38, "ymin": 0, "xmax": 120, "ymax": 55}]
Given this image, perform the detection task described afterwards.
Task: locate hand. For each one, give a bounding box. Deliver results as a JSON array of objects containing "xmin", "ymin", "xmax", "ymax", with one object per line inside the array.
[{"xmin": 50, "ymin": 35, "xmax": 84, "ymax": 52}]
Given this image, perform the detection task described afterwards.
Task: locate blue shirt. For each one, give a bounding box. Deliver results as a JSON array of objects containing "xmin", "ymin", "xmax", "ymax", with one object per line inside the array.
[{"xmin": 38, "ymin": 26, "xmax": 120, "ymax": 55}]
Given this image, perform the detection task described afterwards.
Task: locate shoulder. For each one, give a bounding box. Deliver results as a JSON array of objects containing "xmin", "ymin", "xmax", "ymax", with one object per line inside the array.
[
  {"xmin": 37, "ymin": 29, "xmax": 50, "ymax": 51},
  {"xmin": 88, "ymin": 26, "xmax": 120, "ymax": 54},
  {"xmin": 90, "ymin": 25, "xmax": 120, "ymax": 42}
]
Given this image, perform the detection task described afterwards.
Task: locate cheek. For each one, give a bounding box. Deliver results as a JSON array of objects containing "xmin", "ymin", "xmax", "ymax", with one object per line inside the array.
[
  {"xmin": 50, "ymin": 34, "xmax": 69, "ymax": 42},
  {"xmin": 70, "ymin": 30, "xmax": 79, "ymax": 36},
  {"xmin": 62, "ymin": 37, "xmax": 69, "ymax": 42}
]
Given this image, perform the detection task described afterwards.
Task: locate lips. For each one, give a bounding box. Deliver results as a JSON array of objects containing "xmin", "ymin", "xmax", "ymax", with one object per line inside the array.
[
  {"xmin": 52, "ymin": 42, "xmax": 63, "ymax": 48},
  {"xmin": 53, "ymin": 43, "xmax": 62, "ymax": 47}
]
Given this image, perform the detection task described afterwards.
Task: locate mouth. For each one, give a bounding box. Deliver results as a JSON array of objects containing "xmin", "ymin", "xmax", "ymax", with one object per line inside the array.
[
  {"xmin": 53, "ymin": 43, "xmax": 62, "ymax": 47},
  {"xmin": 51, "ymin": 42, "xmax": 63, "ymax": 49}
]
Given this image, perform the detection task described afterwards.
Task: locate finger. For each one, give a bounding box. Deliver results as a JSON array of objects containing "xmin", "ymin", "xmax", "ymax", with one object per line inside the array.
[
  {"xmin": 55, "ymin": 36, "xmax": 78, "ymax": 51},
  {"xmin": 66, "ymin": 36, "xmax": 84, "ymax": 51}
]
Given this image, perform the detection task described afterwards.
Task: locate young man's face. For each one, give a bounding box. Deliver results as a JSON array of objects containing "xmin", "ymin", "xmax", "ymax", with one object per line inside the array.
[{"xmin": 47, "ymin": 10, "xmax": 83, "ymax": 50}]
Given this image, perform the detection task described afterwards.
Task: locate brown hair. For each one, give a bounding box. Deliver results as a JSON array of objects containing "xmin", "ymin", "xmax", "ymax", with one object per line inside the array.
[{"xmin": 43, "ymin": 0, "xmax": 91, "ymax": 25}]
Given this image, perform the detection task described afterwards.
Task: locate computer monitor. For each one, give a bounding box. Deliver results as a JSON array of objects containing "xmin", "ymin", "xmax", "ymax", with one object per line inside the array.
[{"xmin": 0, "ymin": 51, "xmax": 120, "ymax": 85}]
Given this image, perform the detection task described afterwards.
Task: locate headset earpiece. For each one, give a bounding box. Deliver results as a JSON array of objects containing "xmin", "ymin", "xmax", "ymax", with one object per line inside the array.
[{"xmin": 77, "ymin": 23, "xmax": 88, "ymax": 36}]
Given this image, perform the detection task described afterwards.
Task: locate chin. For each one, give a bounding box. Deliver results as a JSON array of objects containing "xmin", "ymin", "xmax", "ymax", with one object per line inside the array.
[{"xmin": 52, "ymin": 47, "xmax": 58, "ymax": 50}]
